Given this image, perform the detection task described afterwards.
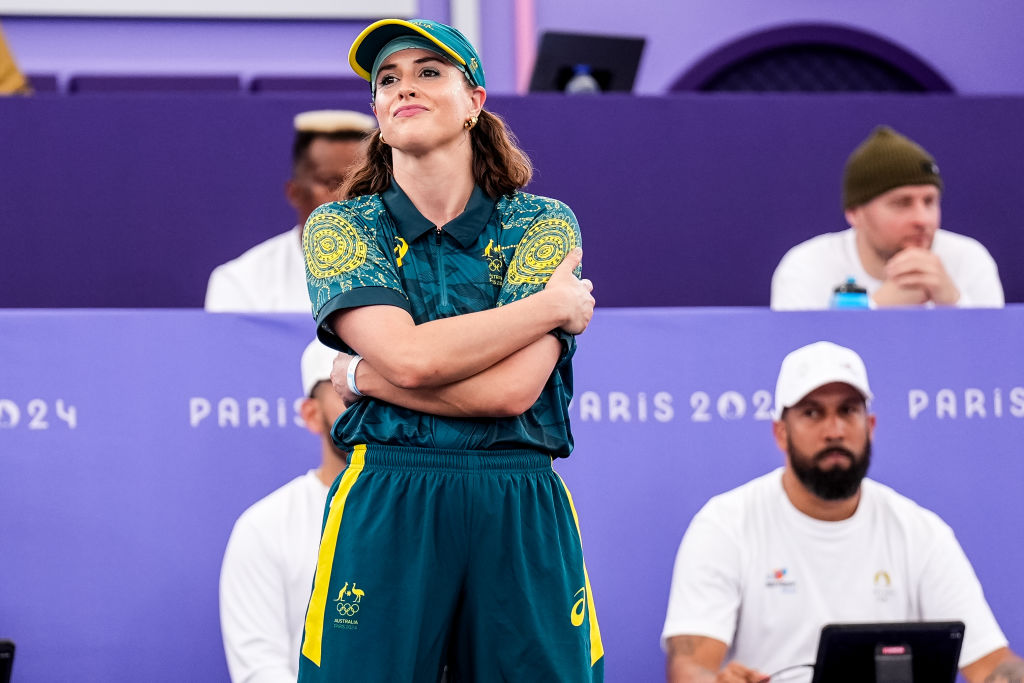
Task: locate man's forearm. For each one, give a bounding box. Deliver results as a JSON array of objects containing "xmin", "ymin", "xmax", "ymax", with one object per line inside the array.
[
  {"xmin": 985, "ymin": 656, "xmax": 1024, "ymax": 683},
  {"xmin": 666, "ymin": 655, "xmax": 718, "ymax": 683}
]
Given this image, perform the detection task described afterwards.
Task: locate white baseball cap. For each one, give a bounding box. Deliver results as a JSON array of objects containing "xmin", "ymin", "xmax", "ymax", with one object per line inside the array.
[
  {"xmin": 293, "ymin": 109, "xmax": 376, "ymax": 134},
  {"xmin": 773, "ymin": 341, "xmax": 873, "ymax": 419},
  {"xmin": 300, "ymin": 339, "xmax": 339, "ymax": 397}
]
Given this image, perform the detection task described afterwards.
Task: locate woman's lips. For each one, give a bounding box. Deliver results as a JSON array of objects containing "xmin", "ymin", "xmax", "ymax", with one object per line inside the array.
[{"xmin": 394, "ymin": 106, "xmax": 428, "ymax": 118}]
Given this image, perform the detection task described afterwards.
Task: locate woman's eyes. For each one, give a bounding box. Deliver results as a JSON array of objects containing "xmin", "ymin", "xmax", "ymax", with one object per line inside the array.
[{"xmin": 379, "ymin": 67, "xmax": 441, "ymax": 88}]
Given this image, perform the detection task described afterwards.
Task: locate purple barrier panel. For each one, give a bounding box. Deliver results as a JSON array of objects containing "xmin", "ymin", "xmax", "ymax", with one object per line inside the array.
[
  {"xmin": 67, "ymin": 74, "xmax": 242, "ymax": 94},
  {"xmin": 1, "ymin": 307, "xmax": 1022, "ymax": 682},
  {"xmin": 0, "ymin": 311, "xmax": 315, "ymax": 682},
  {"xmin": 248, "ymin": 75, "xmax": 367, "ymax": 93},
  {"xmin": 557, "ymin": 306, "xmax": 1024, "ymax": 681},
  {"xmin": 1, "ymin": 95, "xmax": 1023, "ymax": 309},
  {"xmin": 25, "ymin": 73, "xmax": 59, "ymax": 93}
]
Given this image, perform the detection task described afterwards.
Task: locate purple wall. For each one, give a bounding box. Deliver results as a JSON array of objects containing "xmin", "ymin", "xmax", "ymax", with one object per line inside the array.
[
  {"xmin": 1, "ymin": 93, "xmax": 1022, "ymax": 308},
  {"xmin": 3, "ymin": 308, "xmax": 1022, "ymax": 683},
  {"xmin": 534, "ymin": 1, "xmax": 1024, "ymax": 95},
  {"xmin": 4, "ymin": 2, "xmax": 1024, "ymax": 94}
]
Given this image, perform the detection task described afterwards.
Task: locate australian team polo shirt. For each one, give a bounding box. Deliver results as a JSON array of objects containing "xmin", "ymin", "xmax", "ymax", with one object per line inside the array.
[{"xmin": 303, "ymin": 182, "xmax": 581, "ymax": 457}]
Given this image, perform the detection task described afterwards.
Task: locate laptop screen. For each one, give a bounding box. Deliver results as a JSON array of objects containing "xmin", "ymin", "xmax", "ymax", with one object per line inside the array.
[
  {"xmin": 528, "ymin": 31, "xmax": 645, "ymax": 93},
  {"xmin": 810, "ymin": 621, "xmax": 964, "ymax": 683},
  {"xmin": 0, "ymin": 640, "xmax": 13, "ymax": 683}
]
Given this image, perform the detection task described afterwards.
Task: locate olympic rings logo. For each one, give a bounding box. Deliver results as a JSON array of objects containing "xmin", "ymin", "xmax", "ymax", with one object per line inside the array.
[{"xmin": 336, "ymin": 602, "xmax": 360, "ymax": 617}]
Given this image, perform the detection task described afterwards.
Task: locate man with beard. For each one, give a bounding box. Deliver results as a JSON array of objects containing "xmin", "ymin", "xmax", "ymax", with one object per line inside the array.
[
  {"xmin": 219, "ymin": 339, "xmax": 347, "ymax": 683},
  {"xmin": 661, "ymin": 342, "xmax": 1022, "ymax": 683}
]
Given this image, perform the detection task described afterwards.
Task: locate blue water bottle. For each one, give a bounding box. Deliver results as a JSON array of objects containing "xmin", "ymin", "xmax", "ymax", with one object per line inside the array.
[
  {"xmin": 831, "ymin": 277, "xmax": 869, "ymax": 309},
  {"xmin": 564, "ymin": 64, "xmax": 601, "ymax": 94}
]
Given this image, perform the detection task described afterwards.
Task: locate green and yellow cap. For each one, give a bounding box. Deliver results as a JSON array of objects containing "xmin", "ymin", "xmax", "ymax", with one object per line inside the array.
[{"xmin": 349, "ymin": 19, "xmax": 485, "ymax": 94}]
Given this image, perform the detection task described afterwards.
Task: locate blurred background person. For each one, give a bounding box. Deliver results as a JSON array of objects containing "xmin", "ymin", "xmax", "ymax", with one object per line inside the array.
[
  {"xmin": 205, "ymin": 110, "xmax": 375, "ymax": 312},
  {"xmin": 219, "ymin": 339, "xmax": 346, "ymax": 683},
  {"xmin": 771, "ymin": 126, "xmax": 1004, "ymax": 310}
]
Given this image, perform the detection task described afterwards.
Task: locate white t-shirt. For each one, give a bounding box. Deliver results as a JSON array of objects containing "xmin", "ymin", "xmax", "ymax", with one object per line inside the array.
[
  {"xmin": 770, "ymin": 228, "xmax": 1004, "ymax": 310},
  {"xmin": 661, "ymin": 469, "xmax": 1007, "ymax": 679},
  {"xmin": 220, "ymin": 470, "xmax": 329, "ymax": 683},
  {"xmin": 205, "ymin": 227, "xmax": 311, "ymax": 313}
]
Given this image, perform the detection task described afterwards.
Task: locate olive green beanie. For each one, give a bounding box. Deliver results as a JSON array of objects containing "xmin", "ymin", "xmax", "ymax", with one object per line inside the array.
[{"xmin": 842, "ymin": 126, "xmax": 943, "ymax": 210}]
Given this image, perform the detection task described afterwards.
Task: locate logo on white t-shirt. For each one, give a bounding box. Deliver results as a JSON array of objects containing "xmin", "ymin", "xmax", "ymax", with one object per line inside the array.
[
  {"xmin": 873, "ymin": 570, "xmax": 896, "ymax": 603},
  {"xmin": 765, "ymin": 567, "xmax": 797, "ymax": 593}
]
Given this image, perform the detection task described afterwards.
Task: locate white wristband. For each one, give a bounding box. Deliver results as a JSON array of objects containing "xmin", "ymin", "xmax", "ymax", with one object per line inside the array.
[{"xmin": 346, "ymin": 355, "xmax": 364, "ymax": 397}]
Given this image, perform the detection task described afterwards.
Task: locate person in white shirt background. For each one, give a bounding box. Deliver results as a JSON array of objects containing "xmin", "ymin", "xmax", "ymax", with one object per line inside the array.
[
  {"xmin": 205, "ymin": 110, "xmax": 376, "ymax": 312},
  {"xmin": 662, "ymin": 341, "xmax": 1023, "ymax": 683},
  {"xmin": 771, "ymin": 126, "xmax": 1004, "ymax": 310},
  {"xmin": 219, "ymin": 339, "xmax": 346, "ymax": 683}
]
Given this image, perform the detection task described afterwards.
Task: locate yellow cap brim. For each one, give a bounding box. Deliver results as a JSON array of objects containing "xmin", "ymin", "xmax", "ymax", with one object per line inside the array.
[{"xmin": 349, "ymin": 19, "xmax": 468, "ymax": 83}]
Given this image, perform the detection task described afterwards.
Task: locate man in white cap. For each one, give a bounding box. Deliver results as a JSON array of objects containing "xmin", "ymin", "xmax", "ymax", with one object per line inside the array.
[
  {"xmin": 661, "ymin": 341, "xmax": 1022, "ymax": 683},
  {"xmin": 205, "ymin": 110, "xmax": 376, "ymax": 312},
  {"xmin": 219, "ymin": 339, "xmax": 347, "ymax": 683}
]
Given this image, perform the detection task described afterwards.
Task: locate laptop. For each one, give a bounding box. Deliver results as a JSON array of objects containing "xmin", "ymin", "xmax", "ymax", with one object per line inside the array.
[
  {"xmin": 528, "ymin": 31, "xmax": 645, "ymax": 93},
  {"xmin": 0, "ymin": 640, "xmax": 13, "ymax": 683},
  {"xmin": 810, "ymin": 621, "xmax": 964, "ymax": 683}
]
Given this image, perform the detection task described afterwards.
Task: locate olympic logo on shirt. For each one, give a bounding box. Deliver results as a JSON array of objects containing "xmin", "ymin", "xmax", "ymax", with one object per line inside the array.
[{"xmin": 336, "ymin": 602, "xmax": 360, "ymax": 617}]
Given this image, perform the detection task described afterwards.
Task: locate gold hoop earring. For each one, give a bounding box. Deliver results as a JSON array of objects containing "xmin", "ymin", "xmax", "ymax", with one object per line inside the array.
[
  {"xmin": 464, "ymin": 115, "xmax": 478, "ymax": 130},
  {"xmin": 378, "ymin": 130, "xmax": 387, "ymax": 145}
]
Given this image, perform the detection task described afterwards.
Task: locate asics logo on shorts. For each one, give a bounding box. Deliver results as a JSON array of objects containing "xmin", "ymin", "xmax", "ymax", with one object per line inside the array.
[{"xmin": 570, "ymin": 587, "xmax": 586, "ymax": 627}]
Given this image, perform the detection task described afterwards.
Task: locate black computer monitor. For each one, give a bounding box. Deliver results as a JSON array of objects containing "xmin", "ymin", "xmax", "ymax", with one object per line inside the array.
[
  {"xmin": 528, "ymin": 31, "xmax": 645, "ymax": 93},
  {"xmin": 811, "ymin": 621, "xmax": 965, "ymax": 683},
  {"xmin": 0, "ymin": 640, "xmax": 14, "ymax": 683}
]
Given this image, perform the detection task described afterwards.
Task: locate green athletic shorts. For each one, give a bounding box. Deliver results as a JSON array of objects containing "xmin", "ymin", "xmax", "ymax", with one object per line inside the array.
[{"xmin": 299, "ymin": 444, "xmax": 604, "ymax": 682}]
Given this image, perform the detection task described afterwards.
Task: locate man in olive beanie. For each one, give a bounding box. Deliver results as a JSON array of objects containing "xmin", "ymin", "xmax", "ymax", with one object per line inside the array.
[{"xmin": 771, "ymin": 125, "xmax": 1003, "ymax": 309}]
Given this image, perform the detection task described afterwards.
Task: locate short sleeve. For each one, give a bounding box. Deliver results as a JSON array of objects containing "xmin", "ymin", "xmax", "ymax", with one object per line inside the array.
[
  {"xmin": 219, "ymin": 513, "xmax": 295, "ymax": 683},
  {"xmin": 771, "ymin": 246, "xmax": 826, "ymax": 310},
  {"xmin": 303, "ymin": 201, "xmax": 410, "ymax": 351},
  {"xmin": 950, "ymin": 237, "xmax": 1004, "ymax": 308},
  {"xmin": 205, "ymin": 263, "xmax": 252, "ymax": 312},
  {"xmin": 661, "ymin": 506, "xmax": 743, "ymax": 650},
  {"xmin": 916, "ymin": 521, "xmax": 1007, "ymax": 666},
  {"xmin": 496, "ymin": 200, "xmax": 582, "ymax": 361}
]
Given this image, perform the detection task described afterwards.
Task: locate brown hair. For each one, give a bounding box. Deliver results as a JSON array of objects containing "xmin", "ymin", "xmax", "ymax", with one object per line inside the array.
[{"xmin": 340, "ymin": 109, "xmax": 533, "ymax": 200}]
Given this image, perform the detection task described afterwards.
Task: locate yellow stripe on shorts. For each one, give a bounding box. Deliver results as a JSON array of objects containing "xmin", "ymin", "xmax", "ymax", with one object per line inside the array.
[
  {"xmin": 301, "ymin": 445, "xmax": 365, "ymax": 667},
  {"xmin": 556, "ymin": 472, "xmax": 605, "ymax": 666}
]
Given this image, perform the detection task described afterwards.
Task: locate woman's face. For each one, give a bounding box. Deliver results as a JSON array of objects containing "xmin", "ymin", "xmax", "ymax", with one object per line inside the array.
[{"xmin": 372, "ymin": 47, "xmax": 485, "ymax": 155}]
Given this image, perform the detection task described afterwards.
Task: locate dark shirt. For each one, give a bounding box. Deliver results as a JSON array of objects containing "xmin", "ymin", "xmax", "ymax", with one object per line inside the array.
[{"xmin": 303, "ymin": 182, "xmax": 581, "ymax": 457}]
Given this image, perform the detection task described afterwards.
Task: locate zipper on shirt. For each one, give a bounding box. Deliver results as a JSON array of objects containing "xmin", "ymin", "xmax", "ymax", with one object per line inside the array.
[{"xmin": 435, "ymin": 227, "xmax": 450, "ymax": 312}]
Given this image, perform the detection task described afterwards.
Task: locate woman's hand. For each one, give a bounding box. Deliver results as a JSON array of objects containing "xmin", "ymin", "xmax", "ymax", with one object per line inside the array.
[
  {"xmin": 543, "ymin": 248, "xmax": 595, "ymax": 335},
  {"xmin": 329, "ymin": 351, "xmax": 363, "ymax": 408}
]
